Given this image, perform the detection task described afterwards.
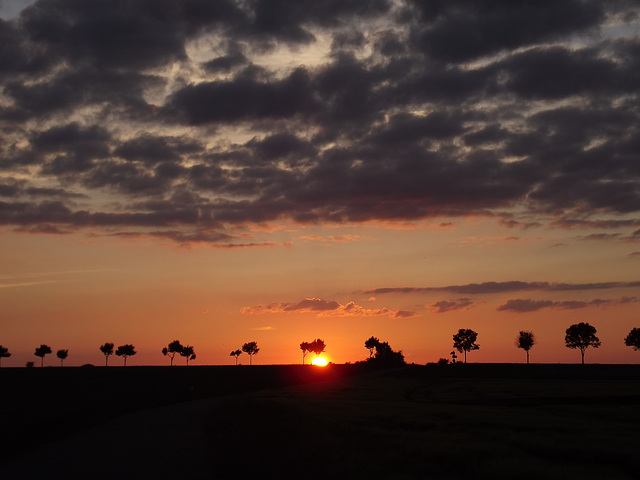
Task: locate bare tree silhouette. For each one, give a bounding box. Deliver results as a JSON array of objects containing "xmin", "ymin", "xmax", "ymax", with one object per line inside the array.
[
  {"xmin": 300, "ymin": 341, "xmax": 311, "ymax": 364},
  {"xmin": 162, "ymin": 340, "xmax": 183, "ymax": 366},
  {"xmin": 565, "ymin": 322, "xmax": 600, "ymax": 364},
  {"xmin": 0, "ymin": 345, "xmax": 10, "ymax": 367},
  {"xmin": 100, "ymin": 342, "xmax": 114, "ymax": 366},
  {"xmin": 34, "ymin": 344, "xmax": 52, "ymax": 367},
  {"xmin": 180, "ymin": 345, "xmax": 196, "ymax": 365},
  {"xmin": 242, "ymin": 342, "xmax": 259, "ymax": 365},
  {"xmin": 516, "ymin": 331, "xmax": 535, "ymax": 364},
  {"xmin": 365, "ymin": 336, "xmax": 379, "ymax": 358},
  {"xmin": 56, "ymin": 349, "xmax": 68, "ymax": 367},
  {"xmin": 230, "ymin": 349, "xmax": 242, "ymax": 365},
  {"xmin": 115, "ymin": 344, "xmax": 136, "ymax": 366},
  {"xmin": 624, "ymin": 327, "xmax": 640, "ymax": 351},
  {"xmin": 452, "ymin": 329, "xmax": 479, "ymax": 363}
]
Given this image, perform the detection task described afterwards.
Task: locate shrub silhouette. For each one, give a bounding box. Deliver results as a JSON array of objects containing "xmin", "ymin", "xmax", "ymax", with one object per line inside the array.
[
  {"xmin": 452, "ymin": 329, "xmax": 479, "ymax": 363},
  {"xmin": 0, "ymin": 345, "xmax": 11, "ymax": 367},
  {"xmin": 115, "ymin": 344, "xmax": 136, "ymax": 366},
  {"xmin": 34, "ymin": 344, "xmax": 52, "ymax": 367},
  {"xmin": 100, "ymin": 342, "xmax": 114, "ymax": 366},
  {"xmin": 242, "ymin": 341, "xmax": 259, "ymax": 365},
  {"xmin": 162, "ymin": 340, "xmax": 183, "ymax": 366},
  {"xmin": 624, "ymin": 327, "xmax": 640, "ymax": 351},
  {"xmin": 516, "ymin": 331, "xmax": 535, "ymax": 364},
  {"xmin": 56, "ymin": 349, "xmax": 68, "ymax": 367},
  {"xmin": 565, "ymin": 322, "xmax": 600, "ymax": 364},
  {"xmin": 230, "ymin": 349, "xmax": 242, "ymax": 365}
]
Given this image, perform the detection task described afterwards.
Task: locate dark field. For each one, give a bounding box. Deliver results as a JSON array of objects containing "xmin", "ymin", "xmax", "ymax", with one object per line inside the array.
[{"xmin": 2, "ymin": 364, "xmax": 640, "ymax": 479}]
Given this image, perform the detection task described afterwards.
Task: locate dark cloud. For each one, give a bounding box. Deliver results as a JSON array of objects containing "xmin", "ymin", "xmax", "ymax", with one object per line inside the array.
[
  {"xmin": 165, "ymin": 67, "xmax": 316, "ymax": 125},
  {"xmin": 0, "ymin": 0, "xmax": 638, "ymax": 245},
  {"xmin": 497, "ymin": 296, "xmax": 640, "ymax": 313},
  {"xmin": 411, "ymin": 0, "xmax": 603, "ymax": 63},
  {"xmin": 429, "ymin": 298, "xmax": 475, "ymax": 313}
]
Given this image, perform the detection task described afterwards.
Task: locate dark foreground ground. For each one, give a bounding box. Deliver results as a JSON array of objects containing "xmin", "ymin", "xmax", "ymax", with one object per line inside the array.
[{"xmin": 1, "ymin": 363, "xmax": 639, "ymax": 479}]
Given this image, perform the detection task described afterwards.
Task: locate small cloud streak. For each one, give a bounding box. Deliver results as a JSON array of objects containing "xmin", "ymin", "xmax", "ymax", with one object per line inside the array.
[
  {"xmin": 429, "ymin": 298, "xmax": 476, "ymax": 313},
  {"xmin": 240, "ymin": 297, "xmax": 418, "ymax": 319},
  {"xmin": 497, "ymin": 296, "xmax": 640, "ymax": 313},
  {"xmin": 365, "ymin": 280, "xmax": 640, "ymax": 296}
]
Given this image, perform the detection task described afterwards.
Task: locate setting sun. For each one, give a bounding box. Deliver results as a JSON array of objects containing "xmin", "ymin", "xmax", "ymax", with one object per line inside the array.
[{"xmin": 311, "ymin": 357, "xmax": 328, "ymax": 367}]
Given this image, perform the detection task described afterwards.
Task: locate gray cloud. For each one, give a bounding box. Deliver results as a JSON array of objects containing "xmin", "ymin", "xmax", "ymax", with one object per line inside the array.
[
  {"xmin": 497, "ymin": 296, "xmax": 640, "ymax": 313},
  {"xmin": 0, "ymin": 0, "xmax": 638, "ymax": 245}
]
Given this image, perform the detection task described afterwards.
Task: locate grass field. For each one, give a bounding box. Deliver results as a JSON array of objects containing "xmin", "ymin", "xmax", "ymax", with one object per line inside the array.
[
  {"xmin": 2, "ymin": 364, "xmax": 639, "ymax": 479},
  {"xmin": 206, "ymin": 365, "xmax": 640, "ymax": 480}
]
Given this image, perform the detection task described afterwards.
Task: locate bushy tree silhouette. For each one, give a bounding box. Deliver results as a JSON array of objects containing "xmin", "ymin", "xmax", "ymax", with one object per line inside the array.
[
  {"xmin": 25, "ymin": 361, "xmax": 35, "ymax": 368},
  {"xmin": 299, "ymin": 341, "xmax": 311, "ymax": 364},
  {"xmin": 364, "ymin": 338, "xmax": 405, "ymax": 367},
  {"xmin": 242, "ymin": 342, "xmax": 259, "ymax": 365},
  {"xmin": 516, "ymin": 331, "xmax": 535, "ymax": 364},
  {"xmin": 0, "ymin": 345, "xmax": 11, "ymax": 367},
  {"xmin": 452, "ymin": 329, "xmax": 479, "ymax": 363},
  {"xmin": 309, "ymin": 339, "xmax": 326, "ymax": 358},
  {"xmin": 34, "ymin": 344, "xmax": 52, "ymax": 367},
  {"xmin": 56, "ymin": 349, "xmax": 68, "ymax": 367},
  {"xmin": 115, "ymin": 344, "xmax": 136, "ymax": 366},
  {"xmin": 180, "ymin": 345, "xmax": 196, "ymax": 365},
  {"xmin": 365, "ymin": 336, "xmax": 379, "ymax": 358},
  {"xmin": 565, "ymin": 322, "xmax": 600, "ymax": 364},
  {"xmin": 162, "ymin": 340, "xmax": 183, "ymax": 366},
  {"xmin": 624, "ymin": 327, "xmax": 640, "ymax": 351},
  {"xmin": 100, "ymin": 342, "xmax": 114, "ymax": 366},
  {"xmin": 230, "ymin": 349, "xmax": 242, "ymax": 365}
]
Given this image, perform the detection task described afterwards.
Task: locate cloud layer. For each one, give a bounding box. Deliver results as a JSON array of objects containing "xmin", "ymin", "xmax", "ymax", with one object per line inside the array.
[{"xmin": 1, "ymin": 1, "xmax": 639, "ymax": 245}]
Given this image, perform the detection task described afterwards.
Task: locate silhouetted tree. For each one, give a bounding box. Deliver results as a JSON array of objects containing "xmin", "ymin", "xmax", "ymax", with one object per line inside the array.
[
  {"xmin": 115, "ymin": 344, "xmax": 136, "ymax": 366},
  {"xmin": 366, "ymin": 339, "xmax": 405, "ymax": 367},
  {"xmin": 242, "ymin": 341, "xmax": 259, "ymax": 365},
  {"xmin": 300, "ymin": 341, "xmax": 311, "ymax": 364},
  {"xmin": 516, "ymin": 331, "xmax": 535, "ymax": 364},
  {"xmin": 34, "ymin": 344, "xmax": 52, "ymax": 367},
  {"xmin": 565, "ymin": 322, "xmax": 600, "ymax": 364},
  {"xmin": 56, "ymin": 349, "xmax": 68, "ymax": 367},
  {"xmin": 100, "ymin": 342, "xmax": 114, "ymax": 366},
  {"xmin": 309, "ymin": 339, "xmax": 326, "ymax": 358},
  {"xmin": 230, "ymin": 349, "xmax": 242, "ymax": 365},
  {"xmin": 25, "ymin": 361, "xmax": 35, "ymax": 368},
  {"xmin": 452, "ymin": 329, "xmax": 479, "ymax": 363},
  {"xmin": 180, "ymin": 345, "xmax": 196, "ymax": 365},
  {"xmin": 624, "ymin": 327, "xmax": 640, "ymax": 351},
  {"xmin": 364, "ymin": 336, "xmax": 379, "ymax": 358},
  {"xmin": 162, "ymin": 340, "xmax": 183, "ymax": 366},
  {"xmin": 0, "ymin": 345, "xmax": 10, "ymax": 367}
]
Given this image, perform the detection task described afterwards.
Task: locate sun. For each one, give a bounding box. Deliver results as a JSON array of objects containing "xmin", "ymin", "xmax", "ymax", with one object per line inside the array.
[{"xmin": 311, "ymin": 357, "xmax": 328, "ymax": 367}]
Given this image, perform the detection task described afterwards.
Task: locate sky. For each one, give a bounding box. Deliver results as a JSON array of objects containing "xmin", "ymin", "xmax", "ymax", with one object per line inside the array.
[{"xmin": 1, "ymin": 0, "xmax": 640, "ymax": 367}]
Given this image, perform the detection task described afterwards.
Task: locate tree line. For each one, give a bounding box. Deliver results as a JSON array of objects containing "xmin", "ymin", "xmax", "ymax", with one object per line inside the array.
[
  {"xmin": 445, "ymin": 324, "xmax": 640, "ymax": 365},
  {"xmin": 1, "ymin": 325, "xmax": 639, "ymax": 367}
]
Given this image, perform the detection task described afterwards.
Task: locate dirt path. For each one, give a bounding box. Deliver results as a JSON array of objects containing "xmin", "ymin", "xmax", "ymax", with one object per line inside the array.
[{"xmin": 0, "ymin": 397, "xmax": 222, "ymax": 480}]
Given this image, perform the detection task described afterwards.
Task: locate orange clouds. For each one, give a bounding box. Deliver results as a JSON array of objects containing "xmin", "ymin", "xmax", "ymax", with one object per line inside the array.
[{"xmin": 240, "ymin": 297, "xmax": 418, "ymax": 319}]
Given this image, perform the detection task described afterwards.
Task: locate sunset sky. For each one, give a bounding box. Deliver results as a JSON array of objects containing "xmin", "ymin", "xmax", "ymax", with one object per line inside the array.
[{"xmin": 1, "ymin": 0, "xmax": 640, "ymax": 366}]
